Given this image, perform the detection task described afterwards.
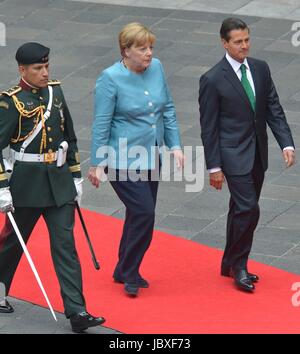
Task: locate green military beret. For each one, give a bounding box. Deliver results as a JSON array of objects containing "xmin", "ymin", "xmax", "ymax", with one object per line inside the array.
[{"xmin": 15, "ymin": 42, "xmax": 50, "ymax": 65}]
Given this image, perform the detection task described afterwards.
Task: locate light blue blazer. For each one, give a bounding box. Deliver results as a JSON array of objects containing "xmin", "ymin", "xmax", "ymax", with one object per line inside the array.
[{"xmin": 91, "ymin": 58, "xmax": 181, "ymax": 170}]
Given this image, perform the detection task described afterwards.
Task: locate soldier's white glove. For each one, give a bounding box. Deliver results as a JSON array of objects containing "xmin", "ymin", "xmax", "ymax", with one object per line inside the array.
[
  {"xmin": 0, "ymin": 187, "xmax": 14, "ymax": 213},
  {"xmin": 74, "ymin": 178, "xmax": 83, "ymax": 206}
]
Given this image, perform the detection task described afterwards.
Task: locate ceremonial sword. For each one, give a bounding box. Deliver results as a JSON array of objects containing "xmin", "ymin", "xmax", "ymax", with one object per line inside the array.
[{"xmin": 7, "ymin": 212, "xmax": 57, "ymax": 321}]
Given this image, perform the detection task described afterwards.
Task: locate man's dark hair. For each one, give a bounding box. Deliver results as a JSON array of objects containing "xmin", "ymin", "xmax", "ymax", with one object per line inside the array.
[{"xmin": 220, "ymin": 18, "xmax": 249, "ymax": 41}]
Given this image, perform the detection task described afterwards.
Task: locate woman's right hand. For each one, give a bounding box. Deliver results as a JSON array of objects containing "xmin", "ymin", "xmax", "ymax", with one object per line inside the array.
[{"xmin": 88, "ymin": 166, "xmax": 105, "ymax": 188}]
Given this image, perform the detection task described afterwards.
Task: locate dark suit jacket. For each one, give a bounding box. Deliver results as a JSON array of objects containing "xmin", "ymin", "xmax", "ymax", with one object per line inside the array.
[{"xmin": 199, "ymin": 56, "xmax": 294, "ymax": 175}]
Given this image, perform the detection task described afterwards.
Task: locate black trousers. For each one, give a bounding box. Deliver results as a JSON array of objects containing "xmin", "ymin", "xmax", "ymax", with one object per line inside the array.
[
  {"xmin": 0, "ymin": 203, "xmax": 86, "ymax": 317},
  {"xmin": 110, "ymin": 170, "xmax": 159, "ymax": 284},
  {"xmin": 222, "ymin": 150, "xmax": 265, "ymax": 272}
]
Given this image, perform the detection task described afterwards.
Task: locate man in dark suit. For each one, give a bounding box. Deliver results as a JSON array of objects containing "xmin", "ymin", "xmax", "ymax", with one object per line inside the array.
[{"xmin": 199, "ymin": 18, "xmax": 295, "ymax": 292}]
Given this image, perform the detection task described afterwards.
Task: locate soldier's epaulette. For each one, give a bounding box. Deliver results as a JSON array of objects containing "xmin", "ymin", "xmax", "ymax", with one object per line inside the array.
[
  {"xmin": 48, "ymin": 79, "xmax": 61, "ymax": 86},
  {"xmin": 1, "ymin": 85, "xmax": 22, "ymax": 97}
]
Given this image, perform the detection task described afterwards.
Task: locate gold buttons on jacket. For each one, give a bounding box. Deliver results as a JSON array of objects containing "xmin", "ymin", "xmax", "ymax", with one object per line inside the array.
[
  {"xmin": 47, "ymin": 127, "xmax": 51, "ymax": 132},
  {"xmin": 49, "ymin": 138, "xmax": 53, "ymax": 143},
  {"xmin": 31, "ymin": 89, "xmax": 38, "ymax": 94}
]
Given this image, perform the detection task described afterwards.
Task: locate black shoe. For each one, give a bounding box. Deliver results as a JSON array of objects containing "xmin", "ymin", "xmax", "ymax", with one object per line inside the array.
[
  {"xmin": 114, "ymin": 276, "xmax": 149, "ymax": 288},
  {"xmin": 70, "ymin": 311, "xmax": 106, "ymax": 333},
  {"xmin": 136, "ymin": 278, "xmax": 149, "ymax": 288},
  {"xmin": 247, "ymin": 272, "xmax": 259, "ymax": 283},
  {"xmin": 0, "ymin": 299, "xmax": 14, "ymax": 313},
  {"xmin": 221, "ymin": 267, "xmax": 259, "ymax": 283},
  {"xmin": 124, "ymin": 283, "xmax": 139, "ymax": 297},
  {"xmin": 232, "ymin": 269, "xmax": 255, "ymax": 292}
]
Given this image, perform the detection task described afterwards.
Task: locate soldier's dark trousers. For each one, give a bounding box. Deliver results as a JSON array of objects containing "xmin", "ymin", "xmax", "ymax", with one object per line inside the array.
[{"xmin": 0, "ymin": 202, "xmax": 86, "ymax": 317}]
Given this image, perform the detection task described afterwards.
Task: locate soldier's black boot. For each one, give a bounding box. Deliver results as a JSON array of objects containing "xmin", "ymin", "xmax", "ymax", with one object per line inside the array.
[
  {"xmin": 0, "ymin": 299, "xmax": 14, "ymax": 313},
  {"xmin": 70, "ymin": 311, "xmax": 106, "ymax": 333}
]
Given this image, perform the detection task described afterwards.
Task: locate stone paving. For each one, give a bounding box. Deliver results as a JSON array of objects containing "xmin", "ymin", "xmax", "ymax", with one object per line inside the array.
[
  {"xmin": 0, "ymin": 0, "xmax": 300, "ymax": 334},
  {"xmin": 70, "ymin": 0, "xmax": 300, "ymax": 21}
]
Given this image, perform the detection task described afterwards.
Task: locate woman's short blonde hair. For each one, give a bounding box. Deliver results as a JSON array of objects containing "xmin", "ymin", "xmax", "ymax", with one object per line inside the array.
[{"xmin": 119, "ymin": 22, "xmax": 156, "ymax": 56}]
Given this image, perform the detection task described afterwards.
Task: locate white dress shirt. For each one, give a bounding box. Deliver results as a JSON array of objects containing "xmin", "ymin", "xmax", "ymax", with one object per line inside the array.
[{"xmin": 225, "ymin": 52, "xmax": 255, "ymax": 96}]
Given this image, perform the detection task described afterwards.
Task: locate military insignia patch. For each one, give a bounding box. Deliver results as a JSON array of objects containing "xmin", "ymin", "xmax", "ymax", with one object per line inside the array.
[
  {"xmin": 26, "ymin": 101, "xmax": 35, "ymax": 110},
  {"xmin": 54, "ymin": 99, "xmax": 62, "ymax": 109},
  {"xmin": 0, "ymin": 101, "xmax": 9, "ymax": 110},
  {"xmin": 48, "ymin": 79, "xmax": 61, "ymax": 86},
  {"xmin": 1, "ymin": 85, "xmax": 22, "ymax": 97}
]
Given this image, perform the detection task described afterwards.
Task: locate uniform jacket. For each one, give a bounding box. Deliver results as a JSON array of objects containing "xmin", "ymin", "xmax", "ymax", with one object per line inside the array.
[{"xmin": 0, "ymin": 80, "xmax": 81, "ymax": 207}]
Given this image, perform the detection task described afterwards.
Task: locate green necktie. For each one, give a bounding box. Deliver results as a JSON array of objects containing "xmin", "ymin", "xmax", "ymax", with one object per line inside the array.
[{"xmin": 240, "ymin": 64, "xmax": 256, "ymax": 111}]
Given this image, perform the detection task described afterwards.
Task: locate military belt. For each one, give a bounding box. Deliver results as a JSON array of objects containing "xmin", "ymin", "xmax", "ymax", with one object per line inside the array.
[{"xmin": 10, "ymin": 149, "xmax": 58, "ymax": 163}]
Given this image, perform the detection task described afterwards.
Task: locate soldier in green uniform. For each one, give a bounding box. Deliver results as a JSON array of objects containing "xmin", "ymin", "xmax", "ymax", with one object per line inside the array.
[{"xmin": 0, "ymin": 42, "xmax": 105, "ymax": 333}]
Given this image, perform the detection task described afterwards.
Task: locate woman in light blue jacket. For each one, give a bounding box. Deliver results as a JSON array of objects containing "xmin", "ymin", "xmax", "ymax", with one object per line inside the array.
[{"xmin": 88, "ymin": 23, "xmax": 184, "ymax": 297}]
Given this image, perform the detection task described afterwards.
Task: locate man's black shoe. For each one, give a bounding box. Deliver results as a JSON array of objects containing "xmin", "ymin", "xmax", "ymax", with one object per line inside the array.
[
  {"xmin": 70, "ymin": 311, "xmax": 106, "ymax": 333},
  {"xmin": 221, "ymin": 267, "xmax": 259, "ymax": 283},
  {"xmin": 0, "ymin": 299, "xmax": 14, "ymax": 313},
  {"xmin": 124, "ymin": 283, "xmax": 139, "ymax": 297},
  {"xmin": 114, "ymin": 277, "xmax": 149, "ymax": 288},
  {"xmin": 233, "ymin": 269, "xmax": 255, "ymax": 293}
]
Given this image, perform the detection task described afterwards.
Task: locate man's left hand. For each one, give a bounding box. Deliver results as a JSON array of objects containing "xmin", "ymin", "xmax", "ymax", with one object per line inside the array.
[{"xmin": 282, "ymin": 149, "xmax": 295, "ymax": 168}]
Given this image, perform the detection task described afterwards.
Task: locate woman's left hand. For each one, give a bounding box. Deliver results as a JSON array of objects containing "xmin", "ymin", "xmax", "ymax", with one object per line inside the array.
[
  {"xmin": 88, "ymin": 166, "xmax": 105, "ymax": 188},
  {"xmin": 172, "ymin": 149, "xmax": 185, "ymax": 170}
]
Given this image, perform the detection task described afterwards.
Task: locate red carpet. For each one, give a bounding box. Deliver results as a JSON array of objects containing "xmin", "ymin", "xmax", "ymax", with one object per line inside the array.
[{"xmin": 1, "ymin": 210, "xmax": 300, "ymax": 334}]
